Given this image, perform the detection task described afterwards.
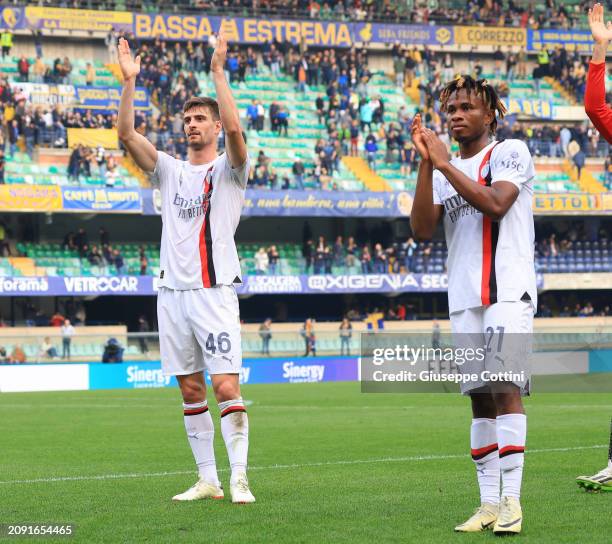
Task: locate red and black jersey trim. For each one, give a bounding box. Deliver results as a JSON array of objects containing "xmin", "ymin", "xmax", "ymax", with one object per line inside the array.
[
  {"xmin": 199, "ymin": 166, "xmax": 216, "ymax": 288},
  {"xmin": 478, "ymin": 143, "xmax": 501, "ymax": 306},
  {"xmin": 471, "ymin": 443, "xmax": 499, "ymax": 460},
  {"xmin": 184, "ymin": 406, "xmax": 209, "ymax": 416},
  {"xmin": 499, "ymin": 445, "xmax": 525, "ymax": 458},
  {"xmin": 221, "ymin": 406, "xmax": 247, "ymax": 418}
]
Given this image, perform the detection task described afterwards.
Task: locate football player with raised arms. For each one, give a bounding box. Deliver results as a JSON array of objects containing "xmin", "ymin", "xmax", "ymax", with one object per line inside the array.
[
  {"xmin": 117, "ymin": 31, "xmax": 254, "ymax": 504},
  {"xmin": 575, "ymin": 2, "xmax": 612, "ymax": 493},
  {"xmin": 411, "ymin": 76, "xmax": 537, "ymax": 534}
]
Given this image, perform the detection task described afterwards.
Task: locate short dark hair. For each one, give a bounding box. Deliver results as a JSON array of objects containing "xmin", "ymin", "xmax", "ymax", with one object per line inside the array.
[
  {"xmin": 182, "ymin": 97, "xmax": 220, "ymax": 121},
  {"xmin": 440, "ymin": 75, "xmax": 506, "ymax": 134}
]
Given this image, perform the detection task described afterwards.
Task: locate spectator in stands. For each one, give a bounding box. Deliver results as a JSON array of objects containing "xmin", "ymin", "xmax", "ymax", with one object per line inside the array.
[
  {"xmin": 255, "ymin": 247, "xmax": 269, "ymax": 274},
  {"xmin": 88, "ymin": 245, "xmax": 103, "ymax": 267},
  {"xmin": 403, "ymin": 237, "xmax": 417, "ymax": 272},
  {"xmin": 292, "ymin": 157, "xmax": 305, "ymax": 189},
  {"xmin": 67, "ymin": 145, "xmax": 81, "ymax": 183},
  {"xmin": 75, "ymin": 227, "xmax": 88, "ymax": 253},
  {"xmin": 105, "ymin": 155, "xmax": 119, "ymax": 187},
  {"xmin": 373, "ymin": 243, "xmax": 387, "ymax": 273},
  {"xmin": 259, "ymin": 318, "xmax": 272, "ymax": 355},
  {"xmin": 339, "ymin": 317, "xmax": 352, "ymax": 356},
  {"xmin": 40, "ymin": 337, "xmax": 59, "ymax": 359},
  {"xmin": 314, "ymin": 236, "xmax": 326, "ymax": 274},
  {"xmin": 102, "ymin": 338, "xmax": 124, "ymax": 363},
  {"xmin": 114, "ymin": 248, "xmax": 126, "ymax": 275},
  {"xmin": 9, "ymin": 344, "xmax": 26, "ymax": 364},
  {"xmin": 140, "ymin": 250, "xmax": 148, "ymax": 275},
  {"xmin": 301, "ymin": 318, "xmax": 316, "ymax": 357},
  {"xmin": 493, "ymin": 46, "xmax": 505, "ymax": 80},
  {"xmin": 422, "ymin": 244, "xmax": 432, "ymax": 273},
  {"xmin": 23, "ymin": 119, "xmax": 36, "ymax": 158},
  {"xmin": 7, "ymin": 120, "xmax": 18, "ymax": 157},
  {"xmin": 247, "ymin": 99, "xmax": 258, "ymax": 131},
  {"xmin": 17, "ymin": 56, "xmax": 29, "ymax": 83},
  {"xmin": 61, "ymin": 319, "xmax": 74, "ymax": 360},
  {"xmin": 95, "ymin": 146, "xmax": 107, "ymax": 179},
  {"xmin": 277, "ymin": 105, "xmax": 289, "ymax": 136},
  {"xmin": 0, "ymin": 346, "xmax": 8, "ymax": 363},
  {"xmin": 365, "ymin": 132, "xmax": 378, "ymax": 171},
  {"xmin": 268, "ymin": 245, "xmax": 280, "ymax": 275},
  {"xmin": 1, "ymin": 29, "xmax": 13, "ymax": 59},
  {"xmin": 316, "ymin": 94, "xmax": 325, "ymax": 123},
  {"xmin": 0, "ymin": 149, "xmax": 4, "ymax": 185},
  {"xmin": 49, "ymin": 311, "xmax": 65, "ymax": 328},
  {"xmin": 303, "ymin": 239, "xmax": 314, "ymax": 273},
  {"xmin": 138, "ymin": 315, "xmax": 150, "ymax": 355},
  {"xmin": 361, "ymin": 245, "xmax": 372, "ymax": 273},
  {"xmin": 346, "ymin": 237, "xmax": 357, "ymax": 268},
  {"xmin": 333, "ymin": 236, "xmax": 345, "ymax": 267},
  {"xmin": 86, "ymin": 63, "xmax": 95, "ymax": 86}
]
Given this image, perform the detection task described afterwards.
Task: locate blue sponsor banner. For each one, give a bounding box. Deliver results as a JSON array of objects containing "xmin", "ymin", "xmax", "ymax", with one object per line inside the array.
[
  {"xmin": 237, "ymin": 273, "xmax": 450, "ymax": 294},
  {"xmin": 528, "ymin": 28, "xmax": 595, "ymax": 53},
  {"xmin": 0, "ymin": 276, "xmax": 153, "ymax": 296},
  {"xmin": 353, "ymin": 23, "xmax": 453, "ymax": 45},
  {"xmin": 589, "ymin": 350, "xmax": 612, "ymax": 373},
  {"xmin": 74, "ymin": 86, "xmax": 150, "ymax": 111},
  {"xmin": 242, "ymin": 189, "xmax": 413, "ymax": 217},
  {"xmin": 61, "ymin": 187, "xmax": 142, "ymax": 213},
  {"xmin": 0, "ymin": 273, "xmax": 543, "ymax": 296},
  {"xmin": 0, "ymin": 6, "xmax": 25, "ymax": 29},
  {"xmin": 142, "ymin": 189, "xmax": 412, "ymax": 217},
  {"xmin": 88, "ymin": 357, "xmax": 358, "ymax": 390},
  {"xmin": 132, "ymin": 14, "xmax": 453, "ymax": 48}
]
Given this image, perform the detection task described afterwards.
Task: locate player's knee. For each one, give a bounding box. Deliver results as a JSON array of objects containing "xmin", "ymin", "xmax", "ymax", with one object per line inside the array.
[
  {"xmin": 179, "ymin": 379, "xmax": 206, "ymax": 403},
  {"xmin": 213, "ymin": 379, "xmax": 240, "ymax": 403}
]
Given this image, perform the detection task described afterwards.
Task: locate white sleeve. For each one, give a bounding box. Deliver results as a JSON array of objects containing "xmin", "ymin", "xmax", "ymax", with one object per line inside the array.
[
  {"xmin": 226, "ymin": 153, "xmax": 251, "ymax": 189},
  {"xmin": 153, "ymin": 151, "xmax": 176, "ymax": 187},
  {"xmin": 432, "ymin": 169, "xmax": 444, "ymax": 205},
  {"xmin": 490, "ymin": 140, "xmax": 534, "ymax": 189}
]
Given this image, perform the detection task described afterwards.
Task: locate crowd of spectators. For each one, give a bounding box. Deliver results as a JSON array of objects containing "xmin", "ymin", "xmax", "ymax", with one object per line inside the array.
[
  {"xmin": 67, "ymin": 144, "xmax": 120, "ymax": 186},
  {"xmin": 1, "ymin": 24, "xmax": 610, "ymax": 190},
  {"xmin": 59, "ymin": 226, "xmax": 148, "ymax": 276}
]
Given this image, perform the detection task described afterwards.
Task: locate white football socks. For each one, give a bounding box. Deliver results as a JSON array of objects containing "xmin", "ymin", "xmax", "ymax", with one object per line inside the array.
[
  {"xmin": 497, "ymin": 413, "xmax": 527, "ymax": 499},
  {"xmin": 219, "ymin": 398, "xmax": 249, "ymax": 482},
  {"xmin": 471, "ymin": 418, "xmax": 500, "ymax": 505},
  {"xmin": 183, "ymin": 400, "xmax": 220, "ymax": 486}
]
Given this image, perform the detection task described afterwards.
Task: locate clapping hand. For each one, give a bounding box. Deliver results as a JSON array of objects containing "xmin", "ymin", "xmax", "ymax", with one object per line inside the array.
[
  {"xmin": 588, "ymin": 3, "xmax": 612, "ymax": 44},
  {"xmin": 117, "ymin": 38, "xmax": 140, "ymax": 81}
]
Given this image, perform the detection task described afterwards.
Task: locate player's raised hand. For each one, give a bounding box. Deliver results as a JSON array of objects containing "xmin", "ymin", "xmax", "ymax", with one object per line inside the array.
[
  {"xmin": 117, "ymin": 37, "xmax": 141, "ymax": 81},
  {"xmin": 211, "ymin": 29, "xmax": 228, "ymax": 74},
  {"xmin": 411, "ymin": 113, "xmax": 430, "ymax": 161},
  {"xmin": 420, "ymin": 128, "xmax": 449, "ymax": 169},
  {"xmin": 588, "ymin": 3, "xmax": 612, "ymax": 44}
]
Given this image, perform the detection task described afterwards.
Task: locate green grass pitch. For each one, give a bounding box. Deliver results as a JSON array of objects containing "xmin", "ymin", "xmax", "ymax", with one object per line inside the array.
[{"xmin": 1, "ymin": 382, "xmax": 610, "ymax": 543}]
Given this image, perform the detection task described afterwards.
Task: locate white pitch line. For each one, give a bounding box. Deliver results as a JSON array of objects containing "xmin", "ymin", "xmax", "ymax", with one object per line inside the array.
[{"xmin": 0, "ymin": 444, "xmax": 605, "ymax": 486}]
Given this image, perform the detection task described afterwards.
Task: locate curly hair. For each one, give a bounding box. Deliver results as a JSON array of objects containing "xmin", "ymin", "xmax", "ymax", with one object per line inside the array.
[{"xmin": 439, "ymin": 75, "xmax": 507, "ymax": 134}]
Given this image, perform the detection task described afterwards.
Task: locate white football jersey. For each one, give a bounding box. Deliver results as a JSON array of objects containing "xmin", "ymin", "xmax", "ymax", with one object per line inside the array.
[
  {"xmin": 154, "ymin": 151, "xmax": 249, "ymax": 290},
  {"xmin": 433, "ymin": 139, "xmax": 537, "ymax": 315}
]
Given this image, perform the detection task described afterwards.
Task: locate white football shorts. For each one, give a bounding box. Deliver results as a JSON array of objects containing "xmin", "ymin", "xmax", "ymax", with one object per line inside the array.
[
  {"xmin": 157, "ymin": 285, "xmax": 242, "ymax": 376},
  {"xmin": 450, "ymin": 301, "xmax": 534, "ymax": 395}
]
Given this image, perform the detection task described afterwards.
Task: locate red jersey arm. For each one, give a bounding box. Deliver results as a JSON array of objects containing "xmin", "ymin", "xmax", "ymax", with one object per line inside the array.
[{"xmin": 585, "ymin": 61, "xmax": 612, "ymax": 144}]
